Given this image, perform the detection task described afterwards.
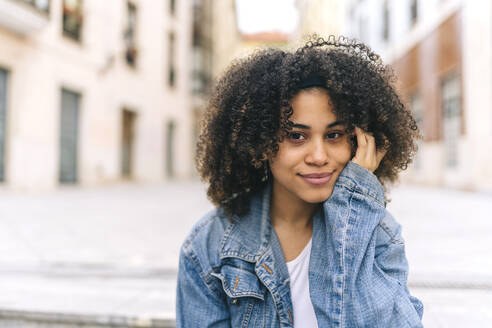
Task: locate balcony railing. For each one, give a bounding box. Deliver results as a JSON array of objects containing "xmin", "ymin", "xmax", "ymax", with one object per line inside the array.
[{"xmin": 0, "ymin": 0, "xmax": 50, "ymax": 35}]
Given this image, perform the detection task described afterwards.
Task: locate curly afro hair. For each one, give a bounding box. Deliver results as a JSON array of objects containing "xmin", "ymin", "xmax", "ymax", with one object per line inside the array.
[{"xmin": 196, "ymin": 36, "xmax": 419, "ymax": 217}]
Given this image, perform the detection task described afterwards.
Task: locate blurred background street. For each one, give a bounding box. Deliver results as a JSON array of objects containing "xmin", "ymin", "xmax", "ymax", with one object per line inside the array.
[
  {"xmin": 1, "ymin": 0, "xmax": 492, "ymax": 326},
  {"xmin": 1, "ymin": 182, "xmax": 491, "ymax": 327}
]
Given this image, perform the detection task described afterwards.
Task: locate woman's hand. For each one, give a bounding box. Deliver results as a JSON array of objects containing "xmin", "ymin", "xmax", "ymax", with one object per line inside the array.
[{"xmin": 351, "ymin": 127, "xmax": 387, "ymax": 173}]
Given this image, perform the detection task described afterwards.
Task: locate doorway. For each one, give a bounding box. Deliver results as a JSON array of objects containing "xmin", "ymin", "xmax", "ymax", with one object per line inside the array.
[
  {"xmin": 121, "ymin": 109, "xmax": 136, "ymax": 178},
  {"xmin": 441, "ymin": 73, "xmax": 461, "ymax": 168},
  {"xmin": 59, "ymin": 88, "xmax": 80, "ymax": 184},
  {"xmin": 0, "ymin": 69, "xmax": 7, "ymax": 182},
  {"xmin": 166, "ymin": 120, "xmax": 175, "ymax": 178}
]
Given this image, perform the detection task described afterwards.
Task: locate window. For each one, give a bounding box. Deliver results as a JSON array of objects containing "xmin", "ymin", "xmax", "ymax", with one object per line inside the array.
[
  {"xmin": 411, "ymin": 92, "xmax": 424, "ymax": 132},
  {"xmin": 168, "ymin": 31, "xmax": 176, "ymax": 88},
  {"xmin": 166, "ymin": 120, "xmax": 175, "ymax": 178},
  {"xmin": 124, "ymin": 2, "xmax": 138, "ymax": 67},
  {"xmin": 382, "ymin": 0, "xmax": 390, "ymax": 41},
  {"xmin": 21, "ymin": 0, "xmax": 50, "ymax": 13},
  {"xmin": 59, "ymin": 89, "xmax": 80, "ymax": 184},
  {"xmin": 410, "ymin": 92, "xmax": 423, "ymax": 169},
  {"xmin": 62, "ymin": 0, "xmax": 83, "ymax": 41},
  {"xmin": 191, "ymin": 48, "xmax": 204, "ymax": 93},
  {"xmin": 0, "ymin": 68, "xmax": 7, "ymax": 182},
  {"xmin": 191, "ymin": 0, "xmax": 211, "ymax": 94},
  {"xmin": 441, "ymin": 73, "xmax": 461, "ymax": 168},
  {"xmin": 170, "ymin": 0, "xmax": 176, "ymax": 16},
  {"xmin": 410, "ymin": 0, "xmax": 418, "ymax": 26},
  {"xmin": 121, "ymin": 110, "xmax": 136, "ymax": 178}
]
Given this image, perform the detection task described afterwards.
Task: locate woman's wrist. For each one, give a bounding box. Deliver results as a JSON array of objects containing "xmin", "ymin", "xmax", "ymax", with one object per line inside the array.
[{"xmin": 335, "ymin": 161, "xmax": 385, "ymax": 206}]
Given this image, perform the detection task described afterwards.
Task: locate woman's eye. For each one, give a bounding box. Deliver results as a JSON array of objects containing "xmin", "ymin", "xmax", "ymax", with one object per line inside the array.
[
  {"xmin": 326, "ymin": 132, "xmax": 343, "ymax": 139},
  {"xmin": 288, "ymin": 132, "xmax": 305, "ymax": 140}
]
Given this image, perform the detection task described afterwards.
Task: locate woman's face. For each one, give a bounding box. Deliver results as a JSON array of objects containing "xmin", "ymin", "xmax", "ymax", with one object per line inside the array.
[{"xmin": 269, "ymin": 88, "xmax": 352, "ymax": 205}]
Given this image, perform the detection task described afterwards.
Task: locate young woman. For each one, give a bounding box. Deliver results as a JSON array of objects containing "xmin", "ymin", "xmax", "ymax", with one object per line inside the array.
[{"xmin": 176, "ymin": 37, "xmax": 424, "ymax": 327}]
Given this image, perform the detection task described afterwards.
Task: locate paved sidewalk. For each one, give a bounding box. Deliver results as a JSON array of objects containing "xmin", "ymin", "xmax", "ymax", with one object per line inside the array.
[
  {"xmin": 386, "ymin": 186, "xmax": 492, "ymax": 327},
  {"xmin": 0, "ymin": 181, "xmax": 210, "ymax": 326},
  {"xmin": 0, "ymin": 181, "xmax": 491, "ymax": 327}
]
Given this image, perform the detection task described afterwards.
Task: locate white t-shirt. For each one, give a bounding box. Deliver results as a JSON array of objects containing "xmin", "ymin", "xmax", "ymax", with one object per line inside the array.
[{"xmin": 286, "ymin": 238, "xmax": 318, "ymax": 328}]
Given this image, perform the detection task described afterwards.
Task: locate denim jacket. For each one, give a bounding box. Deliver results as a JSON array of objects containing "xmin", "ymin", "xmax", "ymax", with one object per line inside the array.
[{"xmin": 176, "ymin": 162, "xmax": 424, "ymax": 327}]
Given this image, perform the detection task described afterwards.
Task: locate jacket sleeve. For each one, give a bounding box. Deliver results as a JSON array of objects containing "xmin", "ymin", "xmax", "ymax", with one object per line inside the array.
[
  {"xmin": 324, "ymin": 161, "xmax": 424, "ymax": 327},
  {"xmin": 176, "ymin": 245, "xmax": 231, "ymax": 328},
  {"xmin": 374, "ymin": 213, "xmax": 424, "ymax": 322}
]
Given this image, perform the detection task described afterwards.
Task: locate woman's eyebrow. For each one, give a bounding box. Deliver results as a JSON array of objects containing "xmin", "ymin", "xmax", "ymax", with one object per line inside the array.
[{"xmin": 291, "ymin": 121, "xmax": 344, "ymax": 129}]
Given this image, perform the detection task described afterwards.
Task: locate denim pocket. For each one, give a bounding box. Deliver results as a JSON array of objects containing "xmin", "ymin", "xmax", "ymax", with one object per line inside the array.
[
  {"xmin": 211, "ymin": 265, "xmax": 266, "ymax": 327},
  {"xmin": 211, "ymin": 265, "xmax": 265, "ymax": 300}
]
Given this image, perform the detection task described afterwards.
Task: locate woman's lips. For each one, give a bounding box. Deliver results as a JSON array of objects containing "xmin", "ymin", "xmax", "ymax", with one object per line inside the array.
[{"xmin": 299, "ymin": 172, "xmax": 333, "ymax": 185}]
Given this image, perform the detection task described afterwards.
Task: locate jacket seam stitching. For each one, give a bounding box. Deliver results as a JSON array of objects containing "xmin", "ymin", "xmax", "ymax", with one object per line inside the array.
[
  {"xmin": 220, "ymin": 252, "xmax": 257, "ymax": 262},
  {"xmin": 254, "ymin": 259, "xmax": 290, "ymax": 326},
  {"xmin": 220, "ymin": 220, "xmax": 236, "ymax": 252},
  {"xmin": 183, "ymin": 247, "xmax": 223, "ymax": 299},
  {"xmin": 336, "ymin": 182, "xmax": 385, "ymax": 207},
  {"xmin": 379, "ymin": 220, "xmax": 404, "ymax": 244},
  {"xmin": 241, "ymin": 300, "xmax": 255, "ymax": 328},
  {"xmin": 339, "ymin": 191, "xmax": 353, "ymax": 327},
  {"xmin": 182, "ymin": 214, "xmax": 216, "ymax": 248}
]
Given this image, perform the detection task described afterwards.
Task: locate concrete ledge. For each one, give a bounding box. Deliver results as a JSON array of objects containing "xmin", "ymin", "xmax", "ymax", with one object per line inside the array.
[
  {"xmin": 409, "ymin": 280, "xmax": 492, "ymax": 290},
  {"xmin": 0, "ymin": 309, "xmax": 175, "ymax": 328},
  {"xmin": 408, "ymin": 272, "xmax": 492, "ymax": 291}
]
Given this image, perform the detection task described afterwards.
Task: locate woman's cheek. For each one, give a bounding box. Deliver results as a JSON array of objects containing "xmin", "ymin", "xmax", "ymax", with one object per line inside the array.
[{"xmin": 333, "ymin": 144, "xmax": 352, "ymax": 166}]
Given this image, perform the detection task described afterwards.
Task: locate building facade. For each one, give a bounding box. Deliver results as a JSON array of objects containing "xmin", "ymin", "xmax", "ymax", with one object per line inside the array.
[
  {"xmin": 190, "ymin": 0, "xmax": 241, "ymax": 173},
  {"xmin": 0, "ymin": 0, "xmax": 193, "ymax": 191},
  {"xmin": 343, "ymin": 0, "xmax": 492, "ymax": 191}
]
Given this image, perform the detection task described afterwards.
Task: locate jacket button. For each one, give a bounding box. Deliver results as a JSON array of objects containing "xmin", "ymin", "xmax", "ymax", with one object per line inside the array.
[{"xmin": 231, "ymin": 299, "xmax": 240, "ymax": 305}]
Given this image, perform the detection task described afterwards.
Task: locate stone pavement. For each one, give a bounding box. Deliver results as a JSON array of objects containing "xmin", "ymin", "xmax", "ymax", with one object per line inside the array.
[
  {"xmin": 385, "ymin": 186, "xmax": 492, "ymax": 327},
  {"xmin": 0, "ymin": 181, "xmax": 491, "ymax": 327},
  {"xmin": 0, "ymin": 181, "xmax": 210, "ymax": 327}
]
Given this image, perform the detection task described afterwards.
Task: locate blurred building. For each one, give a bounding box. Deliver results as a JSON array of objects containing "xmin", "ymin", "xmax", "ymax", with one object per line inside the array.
[
  {"xmin": 344, "ymin": 0, "xmax": 492, "ymax": 191},
  {"xmin": 0, "ymin": 0, "xmax": 193, "ymax": 191},
  {"xmin": 191, "ymin": 0, "xmax": 213, "ymax": 166},
  {"xmin": 199, "ymin": 0, "xmax": 293, "ymax": 82},
  {"xmin": 191, "ymin": 0, "xmax": 240, "ymax": 167},
  {"xmin": 209, "ymin": 0, "xmax": 241, "ymax": 79},
  {"xmin": 240, "ymin": 31, "xmax": 289, "ymax": 51},
  {"xmin": 191, "ymin": 0, "xmax": 291, "ymax": 166}
]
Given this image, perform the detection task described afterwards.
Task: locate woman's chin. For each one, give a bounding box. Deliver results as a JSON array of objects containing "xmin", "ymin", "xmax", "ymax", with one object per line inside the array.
[{"xmin": 301, "ymin": 188, "xmax": 334, "ymax": 204}]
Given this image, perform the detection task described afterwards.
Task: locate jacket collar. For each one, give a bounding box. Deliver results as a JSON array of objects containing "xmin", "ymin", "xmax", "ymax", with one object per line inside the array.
[
  {"xmin": 219, "ymin": 183, "xmax": 295, "ymax": 326},
  {"xmin": 219, "ymin": 182, "xmax": 273, "ymax": 262}
]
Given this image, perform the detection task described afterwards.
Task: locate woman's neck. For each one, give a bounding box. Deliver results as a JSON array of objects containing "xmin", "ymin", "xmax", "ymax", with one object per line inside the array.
[{"xmin": 270, "ymin": 182, "xmax": 319, "ymax": 230}]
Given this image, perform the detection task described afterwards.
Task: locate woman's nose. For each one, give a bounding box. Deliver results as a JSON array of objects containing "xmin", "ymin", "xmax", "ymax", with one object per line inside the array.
[{"xmin": 305, "ymin": 140, "xmax": 328, "ymax": 166}]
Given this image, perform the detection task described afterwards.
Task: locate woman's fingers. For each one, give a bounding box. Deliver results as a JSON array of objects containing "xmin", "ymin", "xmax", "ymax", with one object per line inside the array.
[
  {"xmin": 365, "ymin": 133, "xmax": 376, "ymax": 163},
  {"xmin": 351, "ymin": 127, "xmax": 387, "ymax": 173},
  {"xmin": 355, "ymin": 126, "xmax": 367, "ymax": 148},
  {"xmin": 352, "ymin": 127, "xmax": 368, "ymax": 169}
]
